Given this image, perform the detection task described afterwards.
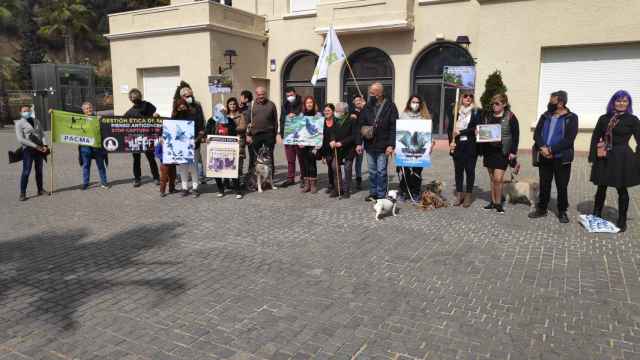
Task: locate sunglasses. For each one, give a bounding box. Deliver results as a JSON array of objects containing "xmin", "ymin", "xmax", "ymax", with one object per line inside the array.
[{"xmin": 462, "ymin": 94, "xmax": 473, "ymax": 99}]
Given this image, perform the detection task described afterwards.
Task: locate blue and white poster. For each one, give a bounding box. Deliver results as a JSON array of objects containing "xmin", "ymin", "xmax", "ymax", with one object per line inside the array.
[
  {"xmin": 162, "ymin": 119, "xmax": 195, "ymax": 164},
  {"xmin": 395, "ymin": 119, "xmax": 432, "ymax": 168},
  {"xmin": 283, "ymin": 115, "xmax": 324, "ymax": 147}
]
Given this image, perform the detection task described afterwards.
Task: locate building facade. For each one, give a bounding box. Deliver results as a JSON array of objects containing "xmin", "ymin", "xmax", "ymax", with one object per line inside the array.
[{"xmin": 107, "ymin": 0, "xmax": 640, "ymax": 150}]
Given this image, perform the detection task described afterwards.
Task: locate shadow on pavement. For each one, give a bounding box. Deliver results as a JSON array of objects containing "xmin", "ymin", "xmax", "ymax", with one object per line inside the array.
[{"xmin": 0, "ymin": 222, "xmax": 187, "ymax": 331}]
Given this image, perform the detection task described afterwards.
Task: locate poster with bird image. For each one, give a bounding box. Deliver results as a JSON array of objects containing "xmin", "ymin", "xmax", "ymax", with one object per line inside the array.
[
  {"xmin": 283, "ymin": 115, "xmax": 324, "ymax": 147},
  {"xmin": 206, "ymin": 135, "xmax": 240, "ymax": 178},
  {"xmin": 161, "ymin": 119, "xmax": 195, "ymax": 164},
  {"xmin": 395, "ymin": 119, "xmax": 432, "ymax": 168}
]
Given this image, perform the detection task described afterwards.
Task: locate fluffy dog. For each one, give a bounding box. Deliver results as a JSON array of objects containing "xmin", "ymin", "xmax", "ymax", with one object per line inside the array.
[
  {"xmin": 254, "ymin": 146, "xmax": 277, "ymax": 193},
  {"xmin": 503, "ymin": 176, "xmax": 539, "ymax": 206},
  {"xmin": 424, "ymin": 180, "xmax": 444, "ymax": 195},
  {"xmin": 374, "ymin": 190, "xmax": 399, "ymax": 220},
  {"xmin": 420, "ymin": 191, "xmax": 448, "ymax": 210}
]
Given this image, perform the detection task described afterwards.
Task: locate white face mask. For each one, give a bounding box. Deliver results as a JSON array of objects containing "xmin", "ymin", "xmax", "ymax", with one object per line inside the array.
[
  {"xmin": 286, "ymin": 96, "xmax": 296, "ymax": 103},
  {"xmin": 334, "ymin": 112, "xmax": 344, "ymax": 119},
  {"xmin": 21, "ymin": 111, "xmax": 32, "ymax": 119},
  {"xmin": 185, "ymin": 96, "xmax": 193, "ymax": 104},
  {"xmin": 410, "ymin": 103, "xmax": 420, "ymax": 112}
]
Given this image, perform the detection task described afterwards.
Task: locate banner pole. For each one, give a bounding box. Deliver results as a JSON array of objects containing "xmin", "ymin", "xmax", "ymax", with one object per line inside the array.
[
  {"xmin": 450, "ymin": 88, "xmax": 460, "ymax": 155},
  {"xmin": 48, "ymin": 110, "xmax": 55, "ymax": 195},
  {"xmin": 334, "ymin": 147, "xmax": 341, "ymax": 198},
  {"xmin": 344, "ymin": 59, "xmax": 364, "ymax": 99}
]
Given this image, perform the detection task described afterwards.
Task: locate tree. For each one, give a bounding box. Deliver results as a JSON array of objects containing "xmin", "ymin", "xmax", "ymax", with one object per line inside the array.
[
  {"xmin": 480, "ymin": 70, "xmax": 508, "ymax": 110},
  {"xmin": 37, "ymin": 0, "xmax": 91, "ymax": 64},
  {"xmin": 17, "ymin": 0, "xmax": 46, "ymax": 88},
  {"xmin": 0, "ymin": 0, "xmax": 21, "ymax": 34}
]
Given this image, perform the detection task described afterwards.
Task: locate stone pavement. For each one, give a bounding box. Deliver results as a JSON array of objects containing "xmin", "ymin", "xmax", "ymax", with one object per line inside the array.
[{"xmin": 1, "ymin": 131, "xmax": 640, "ymax": 360}]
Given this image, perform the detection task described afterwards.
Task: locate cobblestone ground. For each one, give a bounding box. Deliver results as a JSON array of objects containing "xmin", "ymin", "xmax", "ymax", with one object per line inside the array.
[{"xmin": 1, "ymin": 129, "xmax": 640, "ymax": 360}]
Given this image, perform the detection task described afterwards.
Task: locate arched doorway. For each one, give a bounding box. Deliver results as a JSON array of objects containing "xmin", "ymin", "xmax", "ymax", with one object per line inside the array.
[
  {"xmin": 342, "ymin": 47, "xmax": 394, "ymax": 103},
  {"xmin": 411, "ymin": 42, "xmax": 474, "ymax": 136},
  {"xmin": 282, "ymin": 51, "xmax": 326, "ymax": 107}
]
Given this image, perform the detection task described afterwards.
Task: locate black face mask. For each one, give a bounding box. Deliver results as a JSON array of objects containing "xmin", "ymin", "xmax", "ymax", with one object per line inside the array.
[
  {"xmin": 367, "ymin": 95, "xmax": 377, "ymax": 106},
  {"xmin": 132, "ymin": 98, "xmax": 142, "ymax": 105},
  {"xmin": 547, "ymin": 102, "xmax": 558, "ymax": 113}
]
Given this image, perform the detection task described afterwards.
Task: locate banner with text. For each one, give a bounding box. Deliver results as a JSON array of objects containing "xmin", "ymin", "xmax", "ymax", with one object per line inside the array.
[
  {"xmin": 51, "ymin": 110, "xmax": 101, "ymax": 148},
  {"xmin": 100, "ymin": 116, "xmax": 164, "ymax": 152}
]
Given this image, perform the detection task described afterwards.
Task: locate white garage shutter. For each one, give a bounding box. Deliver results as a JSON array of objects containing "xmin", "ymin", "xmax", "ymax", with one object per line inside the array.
[
  {"xmin": 142, "ymin": 67, "xmax": 180, "ymax": 118},
  {"xmin": 538, "ymin": 44, "xmax": 640, "ymax": 129}
]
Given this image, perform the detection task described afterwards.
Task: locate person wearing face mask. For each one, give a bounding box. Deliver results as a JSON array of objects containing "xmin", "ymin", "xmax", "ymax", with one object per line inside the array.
[
  {"xmin": 123, "ymin": 88, "xmax": 161, "ymax": 188},
  {"xmin": 15, "ymin": 105, "xmax": 48, "ymax": 201},
  {"xmin": 350, "ymin": 95, "xmax": 365, "ymax": 190},
  {"xmin": 359, "ymin": 82, "xmax": 399, "ymax": 202},
  {"xmin": 321, "ymin": 102, "xmax": 357, "ymax": 198},
  {"xmin": 245, "ymin": 86, "xmax": 279, "ymax": 191},
  {"xmin": 279, "ymin": 87, "xmax": 304, "ymax": 188},
  {"xmin": 178, "ymin": 85, "xmax": 206, "ymax": 185},
  {"xmin": 78, "ymin": 102, "xmax": 110, "ymax": 190},
  {"xmin": 588, "ymin": 90, "xmax": 640, "ymax": 232},
  {"xmin": 398, "ymin": 95, "xmax": 436, "ymax": 202},
  {"xmin": 448, "ymin": 91, "xmax": 481, "ymax": 207},
  {"xmin": 529, "ymin": 91, "xmax": 578, "ymax": 224},
  {"xmin": 238, "ymin": 90, "xmax": 253, "ymax": 185}
]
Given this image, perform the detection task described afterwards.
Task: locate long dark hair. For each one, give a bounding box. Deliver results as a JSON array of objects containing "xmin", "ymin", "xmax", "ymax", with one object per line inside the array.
[
  {"xmin": 302, "ymin": 96, "xmax": 318, "ymax": 115},
  {"xmin": 403, "ymin": 94, "xmax": 431, "ymax": 119},
  {"xmin": 226, "ymin": 97, "xmax": 239, "ymax": 114}
]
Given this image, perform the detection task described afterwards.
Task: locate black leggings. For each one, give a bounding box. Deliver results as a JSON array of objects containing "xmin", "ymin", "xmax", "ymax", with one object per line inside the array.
[
  {"xmin": 595, "ymin": 185, "xmax": 629, "ymax": 219},
  {"xmin": 454, "ymin": 156, "xmax": 477, "ymax": 193},
  {"xmin": 300, "ymin": 147, "xmax": 317, "ymax": 178}
]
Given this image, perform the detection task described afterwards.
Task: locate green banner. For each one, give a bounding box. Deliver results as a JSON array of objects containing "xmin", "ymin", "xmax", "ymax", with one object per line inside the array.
[{"xmin": 51, "ymin": 110, "xmax": 102, "ymax": 148}]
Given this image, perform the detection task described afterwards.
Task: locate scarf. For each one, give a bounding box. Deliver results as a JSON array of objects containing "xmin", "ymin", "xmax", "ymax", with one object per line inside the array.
[
  {"xmin": 604, "ymin": 113, "xmax": 623, "ymax": 147},
  {"xmin": 457, "ymin": 105, "xmax": 472, "ymax": 130}
]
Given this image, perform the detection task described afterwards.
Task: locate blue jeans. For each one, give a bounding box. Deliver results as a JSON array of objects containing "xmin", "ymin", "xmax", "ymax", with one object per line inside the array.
[
  {"xmin": 366, "ymin": 150, "xmax": 388, "ymax": 199},
  {"xmin": 80, "ymin": 146, "xmax": 107, "ymax": 186},
  {"xmin": 20, "ymin": 147, "xmax": 44, "ymax": 194},
  {"xmin": 354, "ymin": 153, "xmax": 363, "ymax": 178}
]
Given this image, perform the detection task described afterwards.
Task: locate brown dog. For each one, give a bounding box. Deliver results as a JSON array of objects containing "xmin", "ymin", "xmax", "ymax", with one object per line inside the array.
[{"xmin": 419, "ymin": 191, "xmax": 448, "ymax": 210}]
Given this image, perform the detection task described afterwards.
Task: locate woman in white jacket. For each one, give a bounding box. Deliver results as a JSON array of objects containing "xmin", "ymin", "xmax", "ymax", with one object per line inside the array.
[{"xmin": 15, "ymin": 105, "xmax": 48, "ymax": 201}]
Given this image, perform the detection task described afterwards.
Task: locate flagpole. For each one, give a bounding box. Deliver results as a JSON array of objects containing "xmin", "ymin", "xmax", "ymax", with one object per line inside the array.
[
  {"xmin": 49, "ymin": 109, "xmax": 54, "ymax": 195},
  {"xmin": 344, "ymin": 59, "xmax": 364, "ymax": 98}
]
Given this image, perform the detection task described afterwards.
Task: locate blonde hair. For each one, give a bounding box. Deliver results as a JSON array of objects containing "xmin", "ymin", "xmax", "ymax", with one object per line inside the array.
[{"xmin": 491, "ymin": 93, "xmax": 508, "ymax": 106}]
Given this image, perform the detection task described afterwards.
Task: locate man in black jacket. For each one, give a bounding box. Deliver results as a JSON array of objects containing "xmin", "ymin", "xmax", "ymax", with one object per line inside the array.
[
  {"xmin": 123, "ymin": 89, "xmax": 160, "ymax": 187},
  {"xmin": 279, "ymin": 87, "xmax": 303, "ymax": 187},
  {"xmin": 529, "ymin": 91, "xmax": 579, "ymax": 223},
  {"xmin": 359, "ymin": 82, "xmax": 399, "ymax": 201}
]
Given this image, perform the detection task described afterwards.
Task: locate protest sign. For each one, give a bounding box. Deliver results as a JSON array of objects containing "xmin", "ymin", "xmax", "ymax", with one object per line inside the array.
[
  {"xmin": 206, "ymin": 135, "xmax": 240, "ymax": 178},
  {"xmin": 162, "ymin": 119, "xmax": 195, "ymax": 164},
  {"xmin": 283, "ymin": 115, "xmax": 324, "ymax": 146},
  {"xmin": 443, "ymin": 66, "xmax": 476, "ymax": 89},
  {"xmin": 395, "ymin": 119, "xmax": 432, "ymax": 168},
  {"xmin": 477, "ymin": 124, "xmax": 502, "ymax": 143},
  {"xmin": 51, "ymin": 110, "xmax": 101, "ymax": 148},
  {"xmin": 100, "ymin": 116, "xmax": 163, "ymax": 152}
]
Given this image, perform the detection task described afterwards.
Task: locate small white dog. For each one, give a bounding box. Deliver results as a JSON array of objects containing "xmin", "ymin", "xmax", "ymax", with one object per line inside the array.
[
  {"xmin": 503, "ymin": 176, "xmax": 539, "ymax": 207},
  {"xmin": 374, "ymin": 190, "xmax": 399, "ymax": 221}
]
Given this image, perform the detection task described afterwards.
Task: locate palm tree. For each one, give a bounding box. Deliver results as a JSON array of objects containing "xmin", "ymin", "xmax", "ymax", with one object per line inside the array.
[{"xmin": 37, "ymin": 0, "xmax": 91, "ymax": 64}]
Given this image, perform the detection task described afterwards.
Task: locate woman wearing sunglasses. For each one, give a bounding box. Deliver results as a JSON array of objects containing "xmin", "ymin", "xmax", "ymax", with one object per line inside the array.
[
  {"xmin": 448, "ymin": 91, "xmax": 481, "ymax": 207},
  {"xmin": 478, "ymin": 93, "xmax": 520, "ymax": 214}
]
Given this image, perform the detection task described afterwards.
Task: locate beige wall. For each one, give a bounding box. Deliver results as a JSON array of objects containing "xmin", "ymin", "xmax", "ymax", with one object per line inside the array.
[
  {"xmin": 263, "ymin": 0, "xmax": 640, "ymax": 150},
  {"xmin": 109, "ymin": 0, "xmax": 267, "ymax": 120}
]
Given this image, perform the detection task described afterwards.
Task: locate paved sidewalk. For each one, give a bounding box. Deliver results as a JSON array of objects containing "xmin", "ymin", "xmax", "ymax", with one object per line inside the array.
[{"xmin": 1, "ymin": 131, "xmax": 639, "ymax": 360}]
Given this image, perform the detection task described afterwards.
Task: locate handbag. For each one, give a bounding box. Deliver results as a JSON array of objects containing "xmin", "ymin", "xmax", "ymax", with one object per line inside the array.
[
  {"xmin": 360, "ymin": 100, "xmax": 386, "ymax": 141},
  {"xmin": 8, "ymin": 147, "xmax": 23, "ymax": 163}
]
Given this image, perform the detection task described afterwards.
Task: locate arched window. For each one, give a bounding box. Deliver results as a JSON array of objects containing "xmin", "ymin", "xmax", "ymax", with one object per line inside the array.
[
  {"xmin": 411, "ymin": 42, "xmax": 474, "ymax": 135},
  {"xmin": 342, "ymin": 47, "xmax": 394, "ymax": 103},
  {"xmin": 282, "ymin": 51, "xmax": 326, "ymax": 108}
]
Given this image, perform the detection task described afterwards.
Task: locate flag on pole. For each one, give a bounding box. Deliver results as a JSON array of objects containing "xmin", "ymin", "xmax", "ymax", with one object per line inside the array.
[{"xmin": 311, "ymin": 26, "xmax": 346, "ymax": 86}]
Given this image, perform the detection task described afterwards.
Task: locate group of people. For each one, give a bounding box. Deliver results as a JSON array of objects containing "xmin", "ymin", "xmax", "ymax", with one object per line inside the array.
[{"xmin": 15, "ymin": 81, "xmax": 639, "ymax": 232}]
